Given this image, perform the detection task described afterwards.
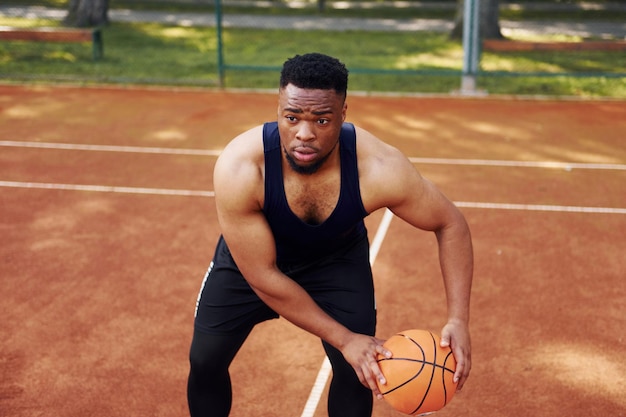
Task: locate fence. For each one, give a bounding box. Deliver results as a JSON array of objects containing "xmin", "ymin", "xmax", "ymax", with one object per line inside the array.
[
  {"xmin": 212, "ymin": 0, "xmax": 626, "ymax": 96},
  {"xmin": 1, "ymin": 0, "xmax": 625, "ymax": 96}
]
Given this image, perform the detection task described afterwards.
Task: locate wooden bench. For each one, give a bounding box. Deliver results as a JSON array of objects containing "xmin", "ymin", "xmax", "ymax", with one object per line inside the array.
[
  {"xmin": 483, "ymin": 39, "xmax": 626, "ymax": 52},
  {"xmin": 0, "ymin": 26, "xmax": 103, "ymax": 60}
]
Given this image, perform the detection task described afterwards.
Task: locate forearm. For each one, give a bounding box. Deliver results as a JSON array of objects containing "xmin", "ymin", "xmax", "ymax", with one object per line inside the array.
[
  {"xmin": 247, "ymin": 271, "xmax": 353, "ymax": 348},
  {"xmin": 248, "ymin": 269, "xmax": 391, "ymax": 397},
  {"xmin": 435, "ymin": 213, "xmax": 473, "ymax": 323}
]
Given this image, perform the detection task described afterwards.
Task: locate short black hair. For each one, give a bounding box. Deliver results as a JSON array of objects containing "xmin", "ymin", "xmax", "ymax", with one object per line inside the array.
[{"xmin": 280, "ymin": 53, "xmax": 349, "ymax": 97}]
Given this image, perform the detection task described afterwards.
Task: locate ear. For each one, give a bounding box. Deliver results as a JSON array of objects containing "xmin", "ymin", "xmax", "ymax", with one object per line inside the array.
[{"xmin": 342, "ymin": 102, "xmax": 347, "ymax": 121}]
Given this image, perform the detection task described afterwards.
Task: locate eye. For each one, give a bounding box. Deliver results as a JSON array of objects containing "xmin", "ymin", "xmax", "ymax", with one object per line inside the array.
[
  {"xmin": 285, "ymin": 115, "xmax": 297, "ymax": 122},
  {"xmin": 317, "ymin": 118, "xmax": 330, "ymax": 125}
]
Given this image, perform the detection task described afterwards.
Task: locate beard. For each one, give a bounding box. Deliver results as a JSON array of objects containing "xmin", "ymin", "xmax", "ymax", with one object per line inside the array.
[{"xmin": 283, "ymin": 140, "xmax": 339, "ymax": 175}]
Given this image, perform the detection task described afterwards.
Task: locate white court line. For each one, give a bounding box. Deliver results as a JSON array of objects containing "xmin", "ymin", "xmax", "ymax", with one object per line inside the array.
[
  {"xmin": 455, "ymin": 201, "xmax": 626, "ymax": 214},
  {"xmin": 0, "ymin": 181, "xmax": 215, "ymax": 197},
  {"xmin": 409, "ymin": 157, "xmax": 626, "ymax": 171},
  {"xmin": 2, "ymin": 181, "xmax": 624, "ymax": 412},
  {"xmin": 1, "ymin": 181, "xmax": 625, "ymax": 214},
  {"xmin": 0, "ymin": 140, "xmax": 221, "ymax": 156},
  {"xmin": 2, "ymin": 140, "xmax": 625, "ymax": 170},
  {"xmin": 299, "ymin": 208, "xmax": 395, "ymax": 417},
  {"xmin": 298, "ymin": 201, "xmax": 625, "ymax": 416},
  {"xmin": 3, "ymin": 141, "xmax": 623, "ymax": 412}
]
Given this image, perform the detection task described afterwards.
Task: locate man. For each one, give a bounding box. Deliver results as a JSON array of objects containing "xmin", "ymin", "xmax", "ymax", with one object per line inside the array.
[{"xmin": 188, "ymin": 53, "xmax": 473, "ymax": 417}]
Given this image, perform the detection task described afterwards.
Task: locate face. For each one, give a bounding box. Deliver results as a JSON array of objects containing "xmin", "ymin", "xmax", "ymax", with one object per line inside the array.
[{"xmin": 277, "ymin": 84, "xmax": 347, "ymax": 175}]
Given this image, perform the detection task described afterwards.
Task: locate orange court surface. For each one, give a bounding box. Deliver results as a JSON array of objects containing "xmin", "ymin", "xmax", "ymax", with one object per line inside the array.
[{"xmin": 1, "ymin": 84, "xmax": 625, "ymax": 417}]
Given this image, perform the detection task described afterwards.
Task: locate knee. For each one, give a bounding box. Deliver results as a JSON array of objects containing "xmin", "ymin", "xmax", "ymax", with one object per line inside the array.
[
  {"xmin": 189, "ymin": 346, "xmax": 209, "ymax": 375},
  {"xmin": 188, "ymin": 333, "xmax": 226, "ymax": 376},
  {"xmin": 189, "ymin": 328, "xmax": 249, "ymax": 377}
]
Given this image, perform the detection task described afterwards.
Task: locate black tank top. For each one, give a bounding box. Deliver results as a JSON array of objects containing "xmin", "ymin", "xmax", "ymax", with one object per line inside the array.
[{"xmin": 262, "ymin": 121, "xmax": 368, "ymax": 264}]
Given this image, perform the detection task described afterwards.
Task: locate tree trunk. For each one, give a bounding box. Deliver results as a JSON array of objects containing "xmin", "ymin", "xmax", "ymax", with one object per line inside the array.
[
  {"xmin": 450, "ymin": 0, "xmax": 503, "ymax": 40},
  {"xmin": 64, "ymin": 0, "xmax": 109, "ymax": 27}
]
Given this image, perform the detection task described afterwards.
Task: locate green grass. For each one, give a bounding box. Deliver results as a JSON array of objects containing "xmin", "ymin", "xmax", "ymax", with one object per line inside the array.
[
  {"xmin": 0, "ymin": 15, "xmax": 624, "ymax": 97},
  {"xmin": 0, "ymin": 19, "xmax": 219, "ymax": 85},
  {"xmin": 5, "ymin": 0, "xmax": 626, "ymax": 21}
]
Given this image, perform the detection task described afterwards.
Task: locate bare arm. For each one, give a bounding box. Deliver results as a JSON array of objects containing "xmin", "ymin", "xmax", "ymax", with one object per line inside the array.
[
  {"xmin": 213, "ymin": 128, "xmax": 391, "ymax": 397},
  {"xmin": 358, "ymin": 127, "xmax": 473, "ymax": 390}
]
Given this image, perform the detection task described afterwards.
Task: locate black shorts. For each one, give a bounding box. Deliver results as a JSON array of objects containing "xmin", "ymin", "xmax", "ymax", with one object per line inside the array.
[{"xmin": 194, "ymin": 233, "xmax": 376, "ymax": 336}]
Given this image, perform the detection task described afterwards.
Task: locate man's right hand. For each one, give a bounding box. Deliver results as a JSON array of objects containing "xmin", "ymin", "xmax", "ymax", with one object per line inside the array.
[{"xmin": 339, "ymin": 333, "xmax": 392, "ymax": 399}]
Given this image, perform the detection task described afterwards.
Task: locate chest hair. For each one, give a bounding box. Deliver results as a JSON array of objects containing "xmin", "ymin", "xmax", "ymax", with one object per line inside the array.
[{"xmin": 284, "ymin": 173, "xmax": 340, "ymax": 225}]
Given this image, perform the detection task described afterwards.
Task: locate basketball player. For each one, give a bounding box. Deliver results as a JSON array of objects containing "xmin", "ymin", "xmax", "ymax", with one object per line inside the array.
[{"xmin": 187, "ymin": 53, "xmax": 473, "ymax": 417}]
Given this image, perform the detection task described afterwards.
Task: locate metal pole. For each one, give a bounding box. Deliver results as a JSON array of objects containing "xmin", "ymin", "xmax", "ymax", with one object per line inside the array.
[
  {"xmin": 461, "ymin": 0, "xmax": 480, "ymax": 94},
  {"xmin": 215, "ymin": 0, "xmax": 225, "ymax": 88}
]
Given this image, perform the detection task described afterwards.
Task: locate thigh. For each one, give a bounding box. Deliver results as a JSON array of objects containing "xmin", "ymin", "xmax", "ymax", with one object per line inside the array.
[
  {"xmin": 194, "ymin": 236, "xmax": 278, "ymax": 334},
  {"xmin": 189, "ymin": 327, "xmax": 252, "ymax": 372},
  {"xmin": 295, "ymin": 235, "xmax": 376, "ymax": 336}
]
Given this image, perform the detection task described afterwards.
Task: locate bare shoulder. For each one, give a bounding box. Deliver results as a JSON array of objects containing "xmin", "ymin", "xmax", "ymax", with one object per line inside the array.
[
  {"xmin": 355, "ymin": 126, "xmax": 424, "ymax": 212},
  {"xmin": 214, "ymin": 125, "xmax": 265, "ymax": 210},
  {"xmin": 355, "ymin": 126, "xmax": 463, "ymax": 231},
  {"xmin": 356, "ymin": 127, "xmax": 411, "ymax": 174},
  {"xmin": 217, "ymin": 125, "xmax": 265, "ymax": 166}
]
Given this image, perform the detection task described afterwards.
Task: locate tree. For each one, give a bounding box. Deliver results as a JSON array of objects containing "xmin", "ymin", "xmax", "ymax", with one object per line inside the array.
[
  {"xmin": 450, "ymin": 0, "xmax": 503, "ymax": 40},
  {"xmin": 64, "ymin": 0, "xmax": 109, "ymax": 28}
]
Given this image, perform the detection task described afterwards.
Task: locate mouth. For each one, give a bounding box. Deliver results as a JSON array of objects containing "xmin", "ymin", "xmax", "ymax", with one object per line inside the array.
[
  {"xmin": 293, "ymin": 146, "xmax": 318, "ymax": 163},
  {"xmin": 283, "ymin": 143, "xmax": 333, "ymax": 175}
]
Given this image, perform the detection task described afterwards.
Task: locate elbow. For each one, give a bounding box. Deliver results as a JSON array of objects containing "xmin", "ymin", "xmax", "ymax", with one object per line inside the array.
[{"xmin": 436, "ymin": 206, "xmax": 471, "ymax": 239}]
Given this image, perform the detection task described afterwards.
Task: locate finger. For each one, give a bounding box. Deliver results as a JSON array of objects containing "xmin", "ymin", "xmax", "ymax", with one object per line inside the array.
[
  {"xmin": 453, "ymin": 353, "xmax": 471, "ymax": 391},
  {"xmin": 364, "ymin": 362, "xmax": 385, "ymax": 399},
  {"xmin": 375, "ymin": 344, "xmax": 392, "ymax": 359},
  {"xmin": 355, "ymin": 363, "xmax": 382, "ymax": 391},
  {"xmin": 371, "ymin": 361, "xmax": 386, "ymax": 386},
  {"xmin": 356, "ymin": 370, "xmax": 368, "ymax": 388},
  {"xmin": 440, "ymin": 333, "xmax": 451, "ymax": 348},
  {"xmin": 354, "ymin": 358, "xmax": 384, "ymax": 392},
  {"xmin": 372, "ymin": 341, "xmax": 391, "ymax": 396},
  {"xmin": 456, "ymin": 368, "xmax": 468, "ymax": 391},
  {"xmin": 453, "ymin": 360, "xmax": 464, "ymax": 387}
]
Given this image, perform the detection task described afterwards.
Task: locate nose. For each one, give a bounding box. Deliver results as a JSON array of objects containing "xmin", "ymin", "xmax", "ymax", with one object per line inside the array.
[{"xmin": 295, "ymin": 122, "xmax": 315, "ymax": 142}]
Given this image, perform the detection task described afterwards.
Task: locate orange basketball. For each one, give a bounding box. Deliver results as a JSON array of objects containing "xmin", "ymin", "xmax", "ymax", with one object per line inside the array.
[{"xmin": 376, "ymin": 329, "xmax": 457, "ymax": 415}]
